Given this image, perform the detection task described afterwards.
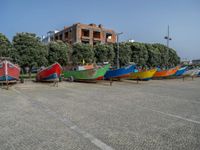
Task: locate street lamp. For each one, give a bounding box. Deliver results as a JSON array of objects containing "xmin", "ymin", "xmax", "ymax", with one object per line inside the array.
[
  {"xmin": 164, "ymin": 25, "xmax": 172, "ymax": 47},
  {"xmin": 116, "ymin": 32, "xmax": 123, "ymax": 69}
]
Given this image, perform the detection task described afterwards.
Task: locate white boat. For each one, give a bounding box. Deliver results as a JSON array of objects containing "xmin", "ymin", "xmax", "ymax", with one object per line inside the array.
[{"xmin": 183, "ymin": 69, "xmax": 199, "ymax": 76}]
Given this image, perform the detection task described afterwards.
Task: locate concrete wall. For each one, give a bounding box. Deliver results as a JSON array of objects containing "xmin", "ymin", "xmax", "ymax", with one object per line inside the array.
[{"xmin": 53, "ymin": 23, "xmax": 116, "ymax": 46}]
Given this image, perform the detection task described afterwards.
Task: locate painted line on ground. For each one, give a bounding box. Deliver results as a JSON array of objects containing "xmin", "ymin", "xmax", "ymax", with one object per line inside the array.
[
  {"xmin": 13, "ymin": 87, "xmax": 200, "ymax": 126},
  {"xmin": 137, "ymin": 105, "xmax": 200, "ymax": 125},
  {"xmin": 12, "ymin": 88, "xmax": 114, "ymax": 150}
]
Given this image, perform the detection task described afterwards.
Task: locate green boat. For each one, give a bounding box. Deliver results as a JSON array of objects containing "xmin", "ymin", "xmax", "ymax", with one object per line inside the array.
[{"xmin": 63, "ymin": 64, "xmax": 110, "ymax": 81}]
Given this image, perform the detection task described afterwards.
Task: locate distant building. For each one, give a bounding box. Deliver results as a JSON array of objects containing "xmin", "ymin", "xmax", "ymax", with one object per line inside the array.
[
  {"xmin": 48, "ymin": 23, "xmax": 116, "ymax": 46},
  {"xmin": 127, "ymin": 39, "xmax": 135, "ymax": 43},
  {"xmin": 42, "ymin": 30, "xmax": 59, "ymax": 44},
  {"xmin": 192, "ymin": 59, "xmax": 200, "ymax": 65},
  {"xmin": 181, "ymin": 60, "xmax": 190, "ymax": 65}
]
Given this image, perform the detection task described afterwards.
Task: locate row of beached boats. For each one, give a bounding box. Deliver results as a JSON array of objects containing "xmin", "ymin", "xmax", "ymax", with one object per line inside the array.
[{"xmin": 0, "ymin": 60, "xmax": 200, "ymax": 84}]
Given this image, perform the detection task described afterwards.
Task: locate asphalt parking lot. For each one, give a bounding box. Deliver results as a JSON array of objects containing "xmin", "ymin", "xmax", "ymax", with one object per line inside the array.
[{"xmin": 0, "ymin": 78, "xmax": 200, "ymax": 150}]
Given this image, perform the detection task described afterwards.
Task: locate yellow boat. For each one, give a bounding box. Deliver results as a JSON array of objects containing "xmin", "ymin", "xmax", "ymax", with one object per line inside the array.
[{"xmin": 130, "ymin": 68, "xmax": 157, "ymax": 81}]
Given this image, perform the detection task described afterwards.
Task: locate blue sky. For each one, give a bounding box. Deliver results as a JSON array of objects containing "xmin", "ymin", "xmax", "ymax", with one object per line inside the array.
[{"xmin": 1, "ymin": 0, "xmax": 200, "ymax": 60}]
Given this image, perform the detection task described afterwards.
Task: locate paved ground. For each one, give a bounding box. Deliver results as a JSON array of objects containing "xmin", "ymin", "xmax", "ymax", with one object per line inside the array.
[{"xmin": 0, "ymin": 77, "xmax": 200, "ymax": 150}]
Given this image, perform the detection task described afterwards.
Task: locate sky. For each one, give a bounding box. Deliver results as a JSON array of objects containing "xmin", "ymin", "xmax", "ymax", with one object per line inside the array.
[{"xmin": 1, "ymin": 0, "xmax": 200, "ymax": 60}]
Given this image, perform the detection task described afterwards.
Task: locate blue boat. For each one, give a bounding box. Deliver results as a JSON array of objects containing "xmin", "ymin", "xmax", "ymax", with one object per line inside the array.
[
  {"xmin": 174, "ymin": 67, "xmax": 187, "ymax": 76},
  {"xmin": 104, "ymin": 65, "xmax": 135, "ymax": 80}
]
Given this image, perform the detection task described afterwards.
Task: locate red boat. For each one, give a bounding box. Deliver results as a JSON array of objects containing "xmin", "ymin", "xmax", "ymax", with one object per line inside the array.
[
  {"xmin": 0, "ymin": 60, "xmax": 20, "ymax": 82},
  {"xmin": 36, "ymin": 62, "xmax": 62, "ymax": 82}
]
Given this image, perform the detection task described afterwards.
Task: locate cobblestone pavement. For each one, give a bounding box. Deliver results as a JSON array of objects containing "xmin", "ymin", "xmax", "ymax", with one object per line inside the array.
[{"xmin": 0, "ymin": 78, "xmax": 200, "ymax": 150}]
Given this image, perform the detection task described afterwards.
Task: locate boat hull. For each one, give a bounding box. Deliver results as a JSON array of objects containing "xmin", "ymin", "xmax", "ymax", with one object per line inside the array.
[
  {"xmin": 153, "ymin": 67, "xmax": 179, "ymax": 78},
  {"xmin": 130, "ymin": 69, "xmax": 157, "ymax": 81},
  {"xmin": 174, "ymin": 67, "xmax": 187, "ymax": 76},
  {"xmin": 0, "ymin": 60, "xmax": 20, "ymax": 82},
  {"xmin": 183, "ymin": 69, "xmax": 199, "ymax": 77},
  {"xmin": 63, "ymin": 64, "xmax": 110, "ymax": 81},
  {"xmin": 36, "ymin": 62, "xmax": 62, "ymax": 82},
  {"xmin": 104, "ymin": 65, "xmax": 135, "ymax": 80}
]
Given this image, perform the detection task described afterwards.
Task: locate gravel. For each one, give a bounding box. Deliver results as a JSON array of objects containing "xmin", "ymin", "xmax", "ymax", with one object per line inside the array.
[{"xmin": 0, "ymin": 77, "xmax": 200, "ymax": 150}]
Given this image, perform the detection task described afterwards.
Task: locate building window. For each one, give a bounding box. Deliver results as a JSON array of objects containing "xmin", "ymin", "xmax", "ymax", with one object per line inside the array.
[
  {"xmin": 82, "ymin": 29, "xmax": 90, "ymax": 37},
  {"xmin": 65, "ymin": 32, "xmax": 68, "ymax": 39},
  {"xmin": 93, "ymin": 31, "xmax": 101, "ymax": 39},
  {"xmin": 59, "ymin": 34, "xmax": 63, "ymax": 40},
  {"xmin": 106, "ymin": 33, "xmax": 112, "ymax": 40},
  {"xmin": 55, "ymin": 35, "xmax": 58, "ymax": 40}
]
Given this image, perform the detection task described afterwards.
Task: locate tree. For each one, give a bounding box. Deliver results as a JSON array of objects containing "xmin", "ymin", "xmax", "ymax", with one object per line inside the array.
[
  {"xmin": 125, "ymin": 42, "xmax": 180, "ymax": 67},
  {"xmin": 152, "ymin": 43, "xmax": 169, "ymax": 66},
  {"xmin": 129, "ymin": 42, "xmax": 148, "ymax": 66},
  {"xmin": 12, "ymin": 32, "xmax": 48, "ymax": 77},
  {"xmin": 152, "ymin": 43, "xmax": 180, "ymax": 66},
  {"xmin": 71, "ymin": 43, "xmax": 94, "ymax": 64},
  {"xmin": 168, "ymin": 48, "xmax": 180, "ymax": 66},
  {"xmin": 0, "ymin": 33, "xmax": 12, "ymax": 57},
  {"xmin": 94, "ymin": 44, "xmax": 115, "ymax": 64},
  {"xmin": 145, "ymin": 44, "xmax": 161, "ymax": 67},
  {"xmin": 48, "ymin": 41, "xmax": 70, "ymax": 66},
  {"xmin": 113, "ymin": 42, "xmax": 132, "ymax": 67}
]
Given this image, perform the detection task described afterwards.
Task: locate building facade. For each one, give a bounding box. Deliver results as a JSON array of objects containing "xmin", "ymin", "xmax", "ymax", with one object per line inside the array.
[
  {"xmin": 51, "ymin": 23, "xmax": 116, "ymax": 45},
  {"xmin": 42, "ymin": 30, "xmax": 59, "ymax": 44},
  {"xmin": 192, "ymin": 59, "xmax": 200, "ymax": 65}
]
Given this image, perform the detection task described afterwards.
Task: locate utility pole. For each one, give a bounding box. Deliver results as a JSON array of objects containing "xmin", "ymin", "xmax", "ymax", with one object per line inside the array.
[
  {"xmin": 116, "ymin": 32, "xmax": 123, "ymax": 69},
  {"xmin": 164, "ymin": 25, "xmax": 172, "ymax": 47}
]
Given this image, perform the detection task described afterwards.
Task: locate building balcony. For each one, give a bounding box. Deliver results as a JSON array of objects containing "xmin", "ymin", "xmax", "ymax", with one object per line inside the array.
[
  {"xmin": 81, "ymin": 36, "xmax": 91, "ymax": 40},
  {"xmin": 93, "ymin": 37, "xmax": 101, "ymax": 41}
]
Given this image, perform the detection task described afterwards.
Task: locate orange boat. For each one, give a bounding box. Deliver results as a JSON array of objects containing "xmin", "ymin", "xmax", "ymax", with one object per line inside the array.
[{"xmin": 153, "ymin": 67, "xmax": 179, "ymax": 78}]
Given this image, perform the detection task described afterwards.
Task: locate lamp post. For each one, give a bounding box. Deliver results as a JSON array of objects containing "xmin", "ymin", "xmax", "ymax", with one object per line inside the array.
[
  {"xmin": 116, "ymin": 32, "xmax": 123, "ymax": 69},
  {"xmin": 164, "ymin": 25, "xmax": 172, "ymax": 47}
]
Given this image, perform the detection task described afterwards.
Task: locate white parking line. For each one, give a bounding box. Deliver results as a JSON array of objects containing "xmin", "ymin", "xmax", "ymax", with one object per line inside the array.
[
  {"xmin": 12, "ymin": 88, "xmax": 114, "ymax": 150},
  {"xmin": 137, "ymin": 105, "xmax": 200, "ymax": 125}
]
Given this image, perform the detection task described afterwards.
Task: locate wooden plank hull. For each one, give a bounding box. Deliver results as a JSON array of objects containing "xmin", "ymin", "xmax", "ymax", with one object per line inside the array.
[
  {"xmin": 130, "ymin": 69, "xmax": 157, "ymax": 81},
  {"xmin": 153, "ymin": 67, "xmax": 179, "ymax": 78},
  {"xmin": 36, "ymin": 62, "xmax": 62, "ymax": 82},
  {"xmin": 183, "ymin": 69, "xmax": 200, "ymax": 77},
  {"xmin": 174, "ymin": 67, "xmax": 187, "ymax": 76},
  {"xmin": 63, "ymin": 64, "xmax": 110, "ymax": 81},
  {"xmin": 104, "ymin": 65, "xmax": 135, "ymax": 80},
  {"xmin": 0, "ymin": 60, "xmax": 20, "ymax": 82}
]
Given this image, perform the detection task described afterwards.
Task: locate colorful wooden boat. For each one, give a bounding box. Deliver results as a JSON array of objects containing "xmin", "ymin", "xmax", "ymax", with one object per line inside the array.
[
  {"xmin": 36, "ymin": 62, "xmax": 62, "ymax": 82},
  {"xmin": 153, "ymin": 67, "xmax": 179, "ymax": 78},
  {"xmin": 174, "ymin": 67, "xmax": 187, "ymax": 76},
  {"xmin": 0, "ymin": 60, "xmax": 20, "ymax": 82},
  {"xmin": 63, "ymin": 64, "xmax": 110, "ymax": 81},
  {"xmin": 104, "ymin": 65, "xmax": 135, "ymax": 80},
  {"xmin": 130, "ymin": 68, "xmax": 157, "ymax": 81},
  {"xmin": 77, "ymin": 64, "xmax": 94, "ymax": 71},
  {"xmin": 183, "ymin": 69, "xmax": 199, "ymax": 77}
]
